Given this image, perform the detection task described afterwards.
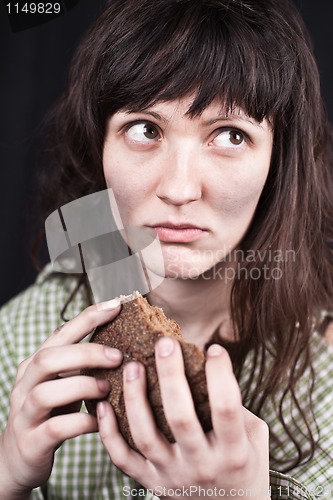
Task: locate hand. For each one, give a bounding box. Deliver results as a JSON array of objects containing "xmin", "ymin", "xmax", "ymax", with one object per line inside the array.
[
  {"xmin": 97, "ymin": 340, "xmax": 271, "ymax": 500},
  {"xmin": 0, "ymin": 300, "xmax": 122, "ymax": 498}
]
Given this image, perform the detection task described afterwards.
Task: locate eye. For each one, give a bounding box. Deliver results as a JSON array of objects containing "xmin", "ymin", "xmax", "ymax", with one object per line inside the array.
[
  {"xmin": 211, "ymin": 129, "xmax": 246, "ymax": 148},
  {"xmin": 125, "ymin": 122, "xmax": 160, "ymax": 143}
]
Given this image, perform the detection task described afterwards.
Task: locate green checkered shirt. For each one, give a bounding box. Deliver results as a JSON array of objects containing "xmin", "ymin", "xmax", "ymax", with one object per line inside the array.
[{"xmin": 0, "ymin": 265, "xmax": 332, "ymax": 499}]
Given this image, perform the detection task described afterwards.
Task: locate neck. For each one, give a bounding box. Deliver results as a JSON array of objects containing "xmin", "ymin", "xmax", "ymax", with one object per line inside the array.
[{"xmin": 147, "ymin": 264, "xmax": 234, "ymax": 350}]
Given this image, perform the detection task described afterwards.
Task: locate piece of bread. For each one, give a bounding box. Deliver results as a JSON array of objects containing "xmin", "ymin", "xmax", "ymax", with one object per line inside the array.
[{"xmin": 83, "ymin": 292, "xmax": 212, "ymax": 451}]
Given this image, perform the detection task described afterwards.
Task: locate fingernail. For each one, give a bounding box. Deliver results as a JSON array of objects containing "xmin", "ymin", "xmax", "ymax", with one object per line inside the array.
[
  {"xmin": 207, "ymin": 344, "xmax": 224, "ymax": 357},
  {"xmin": 97, "ymin": 378, "xmax": 111, "ymax": 392},
  {"xmin": 125, "ymin": 362, "xmax": 139, "ymax": 381},
  {"xmin": 104, "ymin": 346, "xmax": 122, "ymax": 362},
  {"xmin": 157, "ymin": 337, "xmax": 174, "ymax": 357},
  {"xmin": 97, "ymin": 401, "xmax": 106, "ymax": 418},
  {"xmin": 96, "ymin": 298, "xmax": 121, "ymax": 311}
]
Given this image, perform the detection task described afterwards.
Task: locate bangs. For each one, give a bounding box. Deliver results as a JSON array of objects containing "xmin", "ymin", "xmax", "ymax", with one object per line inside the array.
[{"xmin": 96, "ymin": 0, "xmax": 299, "ymax": 123}]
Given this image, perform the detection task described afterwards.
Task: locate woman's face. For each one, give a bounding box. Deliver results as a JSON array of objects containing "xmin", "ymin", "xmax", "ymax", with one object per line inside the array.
[{"xmin": 103, "ymin": 96, "xmax": 273, "ymax": 279}]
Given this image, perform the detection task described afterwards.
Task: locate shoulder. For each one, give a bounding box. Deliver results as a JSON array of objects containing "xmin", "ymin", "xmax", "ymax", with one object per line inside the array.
[
  {"xmin": 266, "ymin": 326, "xmax": 333, "ymax": 487},
  {"xmin": 297, "ymin": 327, "xmax": 333, "ymax": 488},
  {"xmin": 0, "ymin": 265, "xmax": 88, "ymax": 360}
]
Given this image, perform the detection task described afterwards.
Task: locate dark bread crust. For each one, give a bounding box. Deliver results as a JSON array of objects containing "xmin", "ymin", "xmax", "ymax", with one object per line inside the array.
[{"xmin": 83, "ymin": 295, "xmax": 212, "ymax": 451}]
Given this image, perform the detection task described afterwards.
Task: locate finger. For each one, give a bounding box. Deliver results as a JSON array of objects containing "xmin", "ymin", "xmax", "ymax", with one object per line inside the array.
[
  {"xmin": 155, "ymin": 337, "xmax": 207, "ymax": 455},
  {"xmin": 205, "ymin": 344, "xmax": 247, "ymax": 448},
  {"xmin": 18, "ymin": 343, "xmax": 122, "ymax": 393},
  {"xmin": 15, "ymin": 300, "xmax": 122, "ymax": 383},
  {"xmin": 123, "ymin": 361, "xmax": 171, "ymax": 463},
  {"xmin": 43, "ymin": 299, "xmax": 122, "ymax": 348},
  {"xmin": 97, "ymin": 400, "xmax": 146, "ymax": 479},
  {"xmin": 23, "ymin": 376, "xmax": 111, "ymax": 424},
  {"xmin": 36, "ymin": 412, "xmax": 100, "ymax": 453}
]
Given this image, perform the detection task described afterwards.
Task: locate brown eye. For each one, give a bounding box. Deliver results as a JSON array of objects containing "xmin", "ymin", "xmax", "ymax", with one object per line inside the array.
[
  {"xmin": 229, "ymin": 130, "xmax": 243, "ymax": 145},
  {"xmin": 144, "ymin": 124, "xmax": 159, "ymax": 139},
  {"xmin": 212, "ymin": 129, "xmax": 246, "ymax": 148},
  {"xmin": 126, "ymin": 122, "xmax": 160, "ymax": 143}
]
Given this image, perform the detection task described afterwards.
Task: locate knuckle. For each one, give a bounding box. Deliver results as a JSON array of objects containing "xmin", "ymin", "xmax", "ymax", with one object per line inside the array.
[
  {"xmin": 245, "ymin": 410, "xmax": 269, "ymax": 440},
  {"xmin": 214, "ymin": 402, "xmax": 238, "ymax": 421},
  {"xmin": 134, "ymin": 437, "xmax": 156, "ymax": 456},
  {"xmin": 223, "ymin": 453, "xmax": 247, "ymax": 473},
  {"xmin": 196, "ymin": 466, "xmax": 216, "ymax": 484},
  {"xmin": 33, "ymin": 348, "xmax": 51, "ymax": 372},
  {"xmin": 157, "ymin": 362, "xmax": 176, "ymax": 378},
  {"xmin": 60, "ymin": 305, "xmax": 98, "ymax": 335},
  {"xmin": 168, "ymin": 414, "xmax": 195, "ymax": 434},
  {"xmin": 78, "ymin": 343, "xmax": 104, "ymax": 366},
  {"xmin": 81, "ymin": 304, "xmax": 102, "ymax": 325},
  {"xmin": 251, "ymin": 417, "xmax": 269, "ymax": 442},
  {"xmin": 44, "ymin": 418, "xmax": 63, "ymax": 442},
  {"xmin": 9, "ymin": 385, "xmax": 22, "ymax": 410},
  {"xmin": 30, "ymin": 385, "xmax": 46, "ymax": 408},
  {"xmin": 77, "ymin": 342, "xmax": 93, "ymax": 358},
  {"xmin": 256, "ymin": 418, "xmax": 269, "ymax": 435},
  {"xmin": 109, "ymin": 450, "xmax": 131, "ymax": 474},
  {"xmin": 53, "ymin": 323, "xmax": 66, "ymax": 335},
  {"xmin": 16, "ymin": 357, "xmax": 30, "ymax": 379},
  {"xmin": 123, "ymin": 385, "xmax": 138, "ymax": 402},
  {"xmin": 254, "ymin": 419, "xmax": 269, "ymax": 437}
]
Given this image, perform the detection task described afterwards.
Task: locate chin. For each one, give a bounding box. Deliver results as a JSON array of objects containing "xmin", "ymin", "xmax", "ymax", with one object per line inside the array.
[
  {"xmin": 164, "ymin": 261, "xmax": 216, "ymax": 281},
  {"xmin": 162, "ymin": 245, "xmax": 214, "ymax": 276}
]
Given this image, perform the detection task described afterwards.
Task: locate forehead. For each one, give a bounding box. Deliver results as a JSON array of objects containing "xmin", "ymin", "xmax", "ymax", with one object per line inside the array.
[{"xmin": 117, "ymin": 96, "xmax": 272, "ymax": 131}]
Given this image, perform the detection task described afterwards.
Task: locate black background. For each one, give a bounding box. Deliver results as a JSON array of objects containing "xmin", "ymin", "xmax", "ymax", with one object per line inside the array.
[{"xmin": 0, "ymin": 0, "xmax": 332, "ymax": 306}]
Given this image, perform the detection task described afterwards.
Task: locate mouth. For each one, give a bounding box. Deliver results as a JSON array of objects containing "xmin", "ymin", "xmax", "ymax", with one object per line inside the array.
[{"xmin": 149, "ymin": 222, "xmax": 207, "ymax": 243}]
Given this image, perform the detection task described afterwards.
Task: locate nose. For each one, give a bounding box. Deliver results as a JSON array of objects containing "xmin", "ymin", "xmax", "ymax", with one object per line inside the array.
[{"xmin": 155, "ymin": 147, "xmax": 202, "ymax": 206}]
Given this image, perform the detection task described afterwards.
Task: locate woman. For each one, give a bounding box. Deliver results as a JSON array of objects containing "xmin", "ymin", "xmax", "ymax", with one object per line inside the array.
[{"xmin": 0, "ymin": 0, "xmax": 332, "ymax": 498}]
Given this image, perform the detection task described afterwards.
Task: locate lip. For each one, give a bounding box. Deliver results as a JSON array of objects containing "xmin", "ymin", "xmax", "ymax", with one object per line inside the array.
[{"xmin": 149, "ymin": 222, "xmax": 207, "ymax": 243}]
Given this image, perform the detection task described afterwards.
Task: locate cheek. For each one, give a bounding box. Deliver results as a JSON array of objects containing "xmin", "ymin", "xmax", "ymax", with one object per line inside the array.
[
  {"xmin": 103, "ymin": 152, "xmax": 142, "ymax": 211},
  {"xmin": 103, "ymin": 152, "xmax": 125, "ymax": 189},
  {"xmin": 211, "ymin": 174, "xmax": 266, "ymax": 220},
  {"xmin": 213, "ymin": 153, "xmax": 270, "ymax": 217}
]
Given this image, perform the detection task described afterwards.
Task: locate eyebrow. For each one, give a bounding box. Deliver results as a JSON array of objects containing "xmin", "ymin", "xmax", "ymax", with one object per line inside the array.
[
  {"xmin": 201, "ymin": 116, "xmax": 259, "ymax": 127},
  {"xmin": 124, "ymin": 110, "xmax": 168, "ymax": 123},
  {"xmin": 124, "ymin": 109, "xmax": 260, "ymax": 128}
]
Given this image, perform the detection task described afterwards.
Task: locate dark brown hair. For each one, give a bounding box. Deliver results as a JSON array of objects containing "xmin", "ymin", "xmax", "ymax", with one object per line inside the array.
[{"xmin": 37, "ymin": 0, "xmax": 333, "ymax": 471}]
